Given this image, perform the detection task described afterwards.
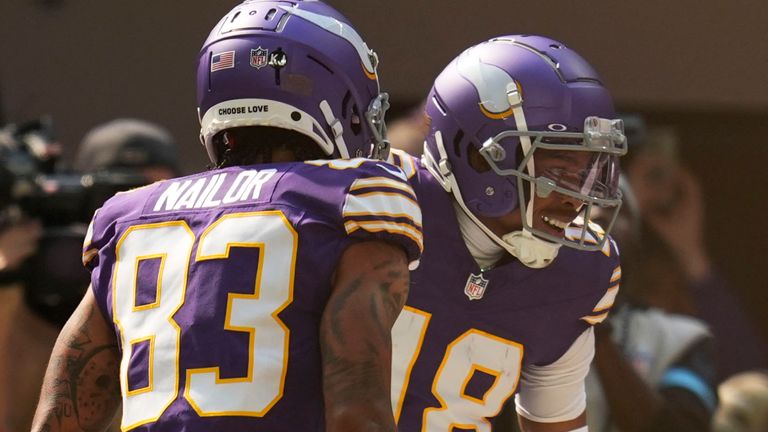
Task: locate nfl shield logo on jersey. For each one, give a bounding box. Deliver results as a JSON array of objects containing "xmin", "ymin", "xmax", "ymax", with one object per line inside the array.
[
  {"xmin": 464, "ymin": 273, "xmax": 489, "ymax": 300},
  {"xmin": 250, "ymin": 47, "xmax": 269, "ymax": 69}
]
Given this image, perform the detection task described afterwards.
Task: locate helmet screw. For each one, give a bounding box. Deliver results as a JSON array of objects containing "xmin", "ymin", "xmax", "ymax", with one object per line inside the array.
[
  {"xmin": 486, "ymin": 142, "xmax": 506, "ymax": 162},
  {"xmin": 485, "ymin": 186, "xmax": 495, "ymax": 196}
]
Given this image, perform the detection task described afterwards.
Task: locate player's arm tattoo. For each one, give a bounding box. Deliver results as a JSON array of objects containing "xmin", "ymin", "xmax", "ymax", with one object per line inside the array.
[
  {"xmin": 31, "ymin": 289, "xmax": 121, "ymax": 432},
  {"xmin": 321, "ymin": 240, "xmax": 409, "ymax": 432}
]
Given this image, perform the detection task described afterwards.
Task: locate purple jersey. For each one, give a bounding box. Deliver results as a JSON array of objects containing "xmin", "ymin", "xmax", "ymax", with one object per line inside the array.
[
  {"xmin": 82, "ymin": 158, "xmax": 422, "ymax": 432},
  {"xmin": 387, "ymin": 150, "xmax": 620, "ymax": 431}
]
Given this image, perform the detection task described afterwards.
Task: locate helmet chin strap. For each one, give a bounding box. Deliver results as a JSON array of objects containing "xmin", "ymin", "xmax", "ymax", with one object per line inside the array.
[
  {"xmin": 452, "ymin": 201, "xmax": 504, "ymax": 269},
  {"xmin": 502, "ymin": 92, "xmax": 561, "ymax": 268},
  {"xmin": 424, "ymin": 130, "xmax": 560, "ymax": 269},
  {"xmin": 501, "ymin": 230, "xmax": 560, "ymax": 269},
  {"xmin": 319, "ymin": 100, "xmax": 349, "ymax": 158}
]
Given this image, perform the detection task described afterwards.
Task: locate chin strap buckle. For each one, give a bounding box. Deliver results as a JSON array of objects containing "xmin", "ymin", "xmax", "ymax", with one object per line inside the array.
[{"xmin": 438, "ymin": 158, "xmax": 452, "ymax": 178}]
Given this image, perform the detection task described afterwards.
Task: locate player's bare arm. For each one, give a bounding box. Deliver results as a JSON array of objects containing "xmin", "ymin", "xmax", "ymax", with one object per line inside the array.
[
  {"xmin": 519, "ymin": 411, "xmax": 587, "ymax": 432},
  {"xmin": 321, "ymin": 240, "xmax": 409, "ymax": 432},
  {"xmin": 31, "ymin": 288, "xmax": 120, "ymax": 432}
]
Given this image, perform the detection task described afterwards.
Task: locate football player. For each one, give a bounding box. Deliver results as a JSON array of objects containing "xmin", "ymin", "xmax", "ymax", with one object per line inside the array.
[
  {"xmin": 388, "ymin": 36, "xmax": 626, "ymax": 432},
  {"xmin": 31, "ymin": 1, "xmax": 422, "ymax": 431}
]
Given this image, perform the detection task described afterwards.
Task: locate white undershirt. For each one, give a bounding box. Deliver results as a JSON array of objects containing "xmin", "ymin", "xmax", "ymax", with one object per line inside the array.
[
  {"xmin": 452, "ymin": 201, "xmax": 504, "ymax": 270},
  {"xmin": 515, "ymin": 327, "xmax": 594, "ymax": 423}
]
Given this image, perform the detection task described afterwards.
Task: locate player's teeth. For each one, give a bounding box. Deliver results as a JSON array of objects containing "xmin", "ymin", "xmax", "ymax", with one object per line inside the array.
[{"xmin": 543, "ymin": 216, "xmax": 567, "ymax": 229}]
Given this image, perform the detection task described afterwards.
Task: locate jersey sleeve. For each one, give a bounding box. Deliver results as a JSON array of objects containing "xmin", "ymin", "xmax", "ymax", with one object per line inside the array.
[
  {"xmin": 515, "ymin": 327, "xmax": 595, "ymax": 422},
  {"xmin": 340, "ymin": 160, "xmax": 423, "ymax": 269},
  {"xmin": 81, "ymin": 202, "xmax": 122, "ymax": 323},
  {"xmin": 82, "ymin": 208, "xmax": 109, "ymax": 272},
  {"xmin": 386, "ymin": 148, "xmax": 419, "ymax": 180},
  {"xmin": 580, "ymin": 237, "xmax": 622, "ymax": 326},
  {"xmin": 82, "ymin": 185, "xmax": 152, "ymax": 272}
]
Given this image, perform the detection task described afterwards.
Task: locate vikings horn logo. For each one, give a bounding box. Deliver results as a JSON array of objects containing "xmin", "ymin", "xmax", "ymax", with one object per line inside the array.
[
  {"xmin": 464, "ymin": 273, "xmax": 489, "ymax": 300},
  {"xmin": 251, "ymin": 47, "xmax": 269, "ymax": 69}
]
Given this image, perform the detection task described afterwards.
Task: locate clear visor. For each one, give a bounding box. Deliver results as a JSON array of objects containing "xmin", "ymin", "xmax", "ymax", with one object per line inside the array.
[
  {"xmin": 479, "ymin": 116, "xmax": 627, "ymax": 251},
  {"xmin": 531, "ymin": 148, "xmax": 621, "ymax": 202}
]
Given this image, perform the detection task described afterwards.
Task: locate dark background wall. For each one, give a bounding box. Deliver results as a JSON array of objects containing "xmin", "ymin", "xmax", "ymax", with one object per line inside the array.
[{"xmin": 1, "ymin": 1, "xmax": 766, "ymax": 334}]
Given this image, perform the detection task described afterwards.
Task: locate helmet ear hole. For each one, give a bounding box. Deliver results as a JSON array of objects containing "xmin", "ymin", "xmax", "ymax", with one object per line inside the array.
[
  {"xmin": 350, "ymin": 107, "xmax": 362, "ymax": 136},
  {"xmin": 452, "ymin": 129, "xmax": 464, "ymax": 157},
  {"xmin": 466, "ymin": 144, "xmax": 491, "ymax": 173},
  {"xmin": 341, "ymin": 91, "xmax": 352, "ymax": 119}
]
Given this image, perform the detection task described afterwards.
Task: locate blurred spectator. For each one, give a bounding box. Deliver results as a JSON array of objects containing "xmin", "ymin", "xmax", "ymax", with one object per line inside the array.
[
  {"xmin": 488, "ymin": 116, "xmax": 722, "ymax": 432},
  {"xmin": 0, "ymin": 220, "xmax": 43, "ymax": 432},
  {"xmin": 0, "ymin": 220, "xmax": 41, "ymax": 273},
  {"xmin": 22, "ymin": 118, "xmax": 179, "ymax": 329},
  {"xmin": 74, "ymin": 118, "xmax": 180, "ymax": 180},
  {"xmin": 0, "ymin": 118, "xmax": 178, "ymax": 432},
  {"xmin": 0, "ymin": 122, "xmax": 48, "ymax": 432},
  {"xmin": 585, "ymin": 171, "xmax": 718, "ymax": 432},
  {"xmin": 624, "ymin": 121, "xmax": 767, "ymax": 380},
  {"xmin": 714, "ymin": 370, "xmax": 768, "ymax": 432},
  {"xmin": 387, "ymin": 102, "xmax": 428, "ymax": 156}
]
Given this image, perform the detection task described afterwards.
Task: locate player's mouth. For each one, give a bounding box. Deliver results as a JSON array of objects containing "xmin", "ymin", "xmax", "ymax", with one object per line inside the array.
[{"xmin": 539, "ymin": 214, "xmax": 572, "ymax": 234}]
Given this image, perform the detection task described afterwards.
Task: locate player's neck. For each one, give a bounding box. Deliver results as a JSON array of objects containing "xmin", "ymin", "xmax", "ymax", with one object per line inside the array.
[{"xmin": 452, "ymin": 201, "xmax": 504, "ymax": 271}]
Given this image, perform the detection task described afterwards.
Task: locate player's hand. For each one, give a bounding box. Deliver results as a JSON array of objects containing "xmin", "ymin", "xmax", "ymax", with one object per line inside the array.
[
  {"xmin": 0, "ymin": 220, "xmax": 42, "ymax": 272},
  {"xmin": 628, "ymin": 157, "xmax": 710, "ymax": 280}
]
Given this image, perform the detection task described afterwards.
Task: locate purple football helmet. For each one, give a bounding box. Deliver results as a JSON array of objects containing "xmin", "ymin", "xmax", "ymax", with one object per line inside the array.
[
  {"xmin": 423, "ymin": 35, "xmax": 627, "ymax": 251},
  {"xmin": 196, "ymin": 0, "xmax": 390, "ymax": 165}
]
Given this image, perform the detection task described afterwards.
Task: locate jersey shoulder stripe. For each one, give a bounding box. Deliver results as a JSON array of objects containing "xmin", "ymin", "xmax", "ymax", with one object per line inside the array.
[
  {"xmin": 342, "ymin": 186, "xmax": 423, "ymax": 252},
  {"xmin": 349, "ymin": 176, "xmax": 417, "ymax": 200},
  {"xmin": 564, "ymin": 218, "xmax": 615, "ymax": 257},
  {"xmin": 610, "ymin": 266, "xmax": 622, "ymax": 283},
  {"xmin": 304, "ymin": 157, "xmax": 424, "ymax": 258},
  {"xmin": 344, "ymin": 219, "xmax": 423, "ymax": 253},
  {"xmin": 388, "ymin": 149, "xmax": 418, "ymax": 179},
  {"xmin": 82, "ymin": 211, "xmax": 99, "ymax": 266},
  {"xmin": 591, "ymin": 284, "xmax": 620, "ymax": 313},
  {"xmin": 337, "ymin": 160, "xmax": 423, "ymax": 253},
  {"xmin": 344, "ymin": 192, "xmax": 421, "ymax": 226},
  {"xmin": 581, "ymin": 265, "xmax": 622, "ymax": 325},
  {"xmin": 581, "ymin": 311, "xmax": 610, "ymax": 325}
]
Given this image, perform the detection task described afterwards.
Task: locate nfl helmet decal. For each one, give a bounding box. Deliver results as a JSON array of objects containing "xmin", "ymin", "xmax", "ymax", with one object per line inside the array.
[
  {"xmin": 250, "ymin": 47, "xmax": 269, "ymax": 69},
  {"xmin": 464, "ymin": 273, "xmax": 489, "ymax": 300}
]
